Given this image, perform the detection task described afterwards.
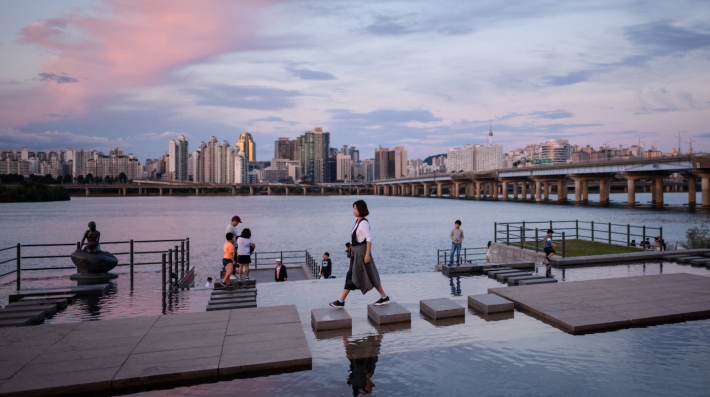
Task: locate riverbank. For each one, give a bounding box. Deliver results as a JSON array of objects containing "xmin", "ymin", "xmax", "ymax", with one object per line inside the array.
[{"xmin": 0, "ymin": 182, "xmax": 70, "ymax": 203}]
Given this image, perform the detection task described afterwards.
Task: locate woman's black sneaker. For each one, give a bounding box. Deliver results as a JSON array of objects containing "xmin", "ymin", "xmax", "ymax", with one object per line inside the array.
[
  {"xmin": 374, "ymin": 296, "xmax": 390, "ymax": 306},
  {"xmin": 329, "ymin": 300, "xmax": 345, "ymax": 309}
]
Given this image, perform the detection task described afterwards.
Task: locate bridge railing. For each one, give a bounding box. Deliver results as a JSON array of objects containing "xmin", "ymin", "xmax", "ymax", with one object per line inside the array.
[
  {"xmin": 494, "ymin": 220, "xmax": 666, "ymax": 256},
  {"xmin": 0, "ymin": 238, "xmax": 190, "ymax": 292},
  {"xmin": 436, "ymin": 247, "xmax": 487, "ymax": 266}
]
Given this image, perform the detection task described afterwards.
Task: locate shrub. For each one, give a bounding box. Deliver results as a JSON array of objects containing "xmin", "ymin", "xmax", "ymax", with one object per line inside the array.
[{"xmin": 684, "ymin": 225, "xmax": 710, "ymax": 249}]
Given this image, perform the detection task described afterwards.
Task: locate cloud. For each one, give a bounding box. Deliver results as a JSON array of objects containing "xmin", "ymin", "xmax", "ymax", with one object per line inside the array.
[
  {"xmin": 328, "ymin": 109, "xmax": 442, "ymax": 124},
  {"xmin": 625, "ymin": 22, "xmax": 710, "ymax": 56},
  {"xmin": 249, "ymin": 116, "xmax": 299, "ymax": 126},
  {"xmin": 1, "ymin": 0, "xmax": 276, "ymax": 127},
  {"xmin": 530, "ymin": 110, "xmax": 574, "ymax": 119},
  {"xmin": 0, "ymin": 127, "xmax": 118, "ymax": 150},
  {"xmin": 187, "ymin": 85, "xmax": 301, "ymax": 110},
  {"xmin": 136, "ymin": 131, "xmax": 182, "ymax": 140},
  {"xmin": 365, "ymin": 13, "xmax": 474, "ymax": 36},
  {"xmin": 37, "ymin": 72, "xmax": 78, "ymax": 84},
  {"xmin": 542, "ymin": 70, "xmax": 592, "ymax": 86},
  {"xmin": 287, "ymin": 68, "xmax": 337, "ymax": 80}
]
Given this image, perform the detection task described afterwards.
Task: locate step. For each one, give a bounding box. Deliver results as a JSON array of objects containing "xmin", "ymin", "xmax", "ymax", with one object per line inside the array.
[
  {"xmin": 676, "ymin": 256, "xmax": 706, "ymax": 264},
  {"xmin": 483, "ymin": 267, "xmax": 512, "ymax": 275},
  {"xmin": 210, "ymin": 290, "xmax": 257, "ymax": 297},
  {"xmin": 0, "ymin": 304, "xmax": 57, "ymax": 315},
  {"xmin": 212, "ymin": 286, "xmax": 257, "ymax": 293},
  {"xmin": 8, "ymin": 299, "xmax": 68, "ymax": 309},
  {"xmin": 0, "ymin": 318, "xmax": 33, "ymax": 328},
  {"xmin": 311, "ymin": 308, "xmax": 352, "ymax": 331},
  {"xmin": 690, "ymin": 258, "xmax": 710, "ymax": 266},
  {"xmin": 662, "ymin": 254, "xmax": 691, "ymax": 260},
  {"xmin": 367, "ymin": 302, "xmax": 411, "ymax": 325},
  {"xmin": 468, "ymin": 294, "xmax": 514, "ymax": 314},
  {"xmin": 207, "ymin": 297, "xmax": 256, "ymax": 306},
  {"xmin": 507, "ymin": 275, "xmax": 547, "ymax": 286},
  {"xmin": 8, "ymin": 285, "xmax": 108, "ymax": 302},
  {"xmin": 19, "ymin": 294, "xmax": 76, "ymax": 304},
  {"xmin": 0, "ymin": 311, "xmax": 45, "ymax": 324},
  {"xmin": 496, "ymin": 272, "xmax": 532, "ymax": 282},
  {"xmin": 487, "ymin": 269, "xmax": 524, "ymax": 278},
  {"xmin": 206, "ymin": 301, "xmax": 257, "ymax": 311},
  {"xmin": 419, "ymin": 298, "xmax": 464, "ymax": 320},
  {"xmin": 519, "ymin": 278, "xmax": 558, "ymax": 285},
  {"xmin": 209, "ymin": 294, "xmax": 257, "ymax": 302}
]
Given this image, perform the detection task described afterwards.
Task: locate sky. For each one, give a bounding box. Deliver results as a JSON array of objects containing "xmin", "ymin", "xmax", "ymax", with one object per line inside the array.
[{"xmin": 0, "ymin": 0, "xmax": 709, "ymax": 162}]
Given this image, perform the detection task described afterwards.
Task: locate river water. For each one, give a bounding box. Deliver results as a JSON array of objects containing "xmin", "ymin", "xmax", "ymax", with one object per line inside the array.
[{"xmin": 1, "ymin": 194, "xmax": 709, "ymax": 396}]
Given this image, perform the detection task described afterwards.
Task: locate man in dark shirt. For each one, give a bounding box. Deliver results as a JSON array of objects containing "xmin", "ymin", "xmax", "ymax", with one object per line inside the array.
[
  {"xmin": 274, "ymin": 260, "xmax": 288, "ymax": 282},
  {"xmin": 320, "ymin": 252, "xmax": 332, "ymax": 279}
]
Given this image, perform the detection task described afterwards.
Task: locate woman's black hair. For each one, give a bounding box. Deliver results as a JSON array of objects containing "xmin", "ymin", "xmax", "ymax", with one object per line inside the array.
[
  {"xmin": 487, "ymin": 241, "xmax": 492, "ymax": 248},
  {"xmin": 353, "ymin": 200, "xmax": 369, "ymax": 217},
  {"xmin": 324, "ymin": 252, "xmax": 330, "ymax": 257},
  {"xmin": 241, "ymin": 228, "xmax": 251, "ymax": 238},
  {"xmin": 226, "ymin": 232, "xmax": 234, "ymax": 241}
]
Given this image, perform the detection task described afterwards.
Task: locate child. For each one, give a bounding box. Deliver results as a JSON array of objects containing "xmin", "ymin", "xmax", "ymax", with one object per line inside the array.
[
  {"xmin": 320, "ymin": 252, "xmax": 332, "ymax": 279},
  {"xmin": 237, "ymin": 228, "xmax": 255, "ymax": 281},
  {"xmin": 205, "ymin": 277, "xmax": 214, "ymax": 288},
  {"xmin": 543, "ymin": 229, "xmax": 555, "ymax": 278},
  {"xmin": 221, "ymin": 233, "xmax": 236, "ymax": 287}
]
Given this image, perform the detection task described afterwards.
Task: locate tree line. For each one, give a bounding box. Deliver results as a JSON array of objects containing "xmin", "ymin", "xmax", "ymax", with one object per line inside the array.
[{"xmin": 0, "ymin": 173, "xmax": 129, "ymax": 185}]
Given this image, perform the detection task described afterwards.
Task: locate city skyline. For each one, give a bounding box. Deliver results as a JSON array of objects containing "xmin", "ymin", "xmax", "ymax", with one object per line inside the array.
[{"xmin": 0, "ymin": 1, "xmax": 709, "ymax": 162}]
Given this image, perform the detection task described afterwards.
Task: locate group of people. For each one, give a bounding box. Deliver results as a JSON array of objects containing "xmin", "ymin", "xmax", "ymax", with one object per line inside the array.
[
  {"xmin": 220, "ymin": 215, "xmax": 256, "ymax": 287},
  {"xmin": 630, "ymin": 237, "xmax": 667, "ymax": 251}
]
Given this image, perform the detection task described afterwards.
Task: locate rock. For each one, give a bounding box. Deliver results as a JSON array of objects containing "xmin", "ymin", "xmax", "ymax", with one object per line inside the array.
[{"xmin": 70, "ymin": 250, "xmax": 118, "ymax": 274}]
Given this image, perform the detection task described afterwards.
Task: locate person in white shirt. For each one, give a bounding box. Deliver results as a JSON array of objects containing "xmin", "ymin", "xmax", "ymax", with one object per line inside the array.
[
  {"xmin": 205, "ymin": 277, "xmax": 214, "ymax": 288},
  {"xmin": 226, "ymin": 215, "xmax": 241, "ymax": 249},
  {"xmin": 237, "ymin": 228, "xmax": 255, "ymax": 281}
]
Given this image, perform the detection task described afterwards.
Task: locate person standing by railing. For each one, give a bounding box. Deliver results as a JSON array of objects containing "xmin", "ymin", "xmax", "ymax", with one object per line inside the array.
[
  {"xmin": 221, "ymin": 233, "xmax": 236, "ymax": 287},
  {"xmin": 330, "ymin": 200, "xmax": 391, "ymax": 308},
  {"xmin": 449, "ymin": 220, "xmax": 464, "ymax": 266},
  {"xmin": 237, "ymin": 228, "xmax": 255, "ymax": 281}
]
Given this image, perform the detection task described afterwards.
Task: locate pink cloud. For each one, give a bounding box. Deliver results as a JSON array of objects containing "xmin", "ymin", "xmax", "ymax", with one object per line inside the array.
[{"xmin": 1, "ymin": 0, "xmax": 275, "ymax": 127}]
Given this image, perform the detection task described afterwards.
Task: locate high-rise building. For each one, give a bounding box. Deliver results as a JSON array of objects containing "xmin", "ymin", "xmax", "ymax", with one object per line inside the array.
[
  {"xmin": 475, "ymin": 145, "xmax": 504, "ymax": 171},
  {"xmin": 168, "ymin": 135, "xmax": 189, "ymax": 181},
  {"xmin": 540, "ymin": 139, "xmax": 572, "ymax": 164},
  {"xmin": 447, "ymin": 145, "xmax": 476, "ymax": 172},
  {"xmin": 322, "ymin": 157, "xmax": 337, "ymax": 183},
  {"xmin": 237, "ymin": 132, "xmax": 256, "ymax": 161},
  {"xmin": 336, "ymin": 153, "xmax": 352, "ymax": 181},
  {"xmin": 374, "ymin": 147, "xmax": 389, "ymax": 180},
  {"xmin": 392, "ymin": 146, "xmax": 407, "ymax": 178},
  {"xmin": 275, "ymin": 137, "xmax": 291, "ymax": 160},
  {"xmin": 357, "ymin": 159, "xmax": 375, "ymax": 183},
  {"xmin": 199, "ymin": 137, "xmax": 218, "ymax": 183},
  {"xmin": 298, "ymin": 127, "xmax": 330, "ymax": 183}
]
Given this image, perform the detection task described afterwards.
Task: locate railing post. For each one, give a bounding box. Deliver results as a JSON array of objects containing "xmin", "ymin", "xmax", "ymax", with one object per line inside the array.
[
  {"xmin": 168, "ymin": 249, "xmax": 173, "ymax": 289},
  {"xmin": 520, "ymin": 226, "xmax": 524, "ymax": 249},
  {"xmin": 608, "ymin": 222, "xmax": 612, "ymax": 244},
  {"xmin": 186, "ymin": 238, "xmax": 190, "ymax": 270},
  {"xmin": 506, "ymin": 224, "xmax": 510, "ymax": 246},
  {"xmin": 464, "ymin": 248, "xmax": 467, "ymax": 262},
  {"xmin": 550, "ymin": 220, "xmax": 553, "ymax": 231},
  {"xmin": 494, "ymin": 222, "xmax": 497, "ymax": 243},
  {"xmin": 627, "ymin": 225, "xmax": 630, "ymax": 246},
  {"xmin": 180, "ymin": 241, "xmax": 185, "ymax": 280},
  {"xmin": 576, "ymin": 220, "xmax": 579, "ymax": 239},
  {"xmin": 174, "ymin": 246, "xmax": 178, "ymax": 280},
  {"xmin": 129, "ymin": 239, "xmax": 134, "ymax": 286},
  {"xmin": 76, "ymin": 242, "xmax": 81, "ymax": 251},
  {"xmin": 562, "ymin": 232, "xmax": 566, "ymax": 258},
  {"xmin": 280, "ymin": 251, "xmax": 283, "ymax": 265},
  {"xmin": 437, "ymin": 249, "xmax": 440, "ymax": 266},
  {"xmin": 254, "ymin": 252, "xmax": 258, "ymax": 269},
  {"xmin": 659, "ymin": 227, "xmax": 663, "ymax": 244},
  {"xmin": 642, "ymin": 226, "xmax": 646, "ymax": 246},
  {"xmin": 535, "ymin": 228, "xmax": 539, "ymax": 252},
  {"xmin": 162, "ymin": 253, "xmax": 167, "ymax": 293},
  {"xmin": 16, "ymin": 244, "xmax": 21, "ymax": 291},
  {"xmin": 591, "ymin": 221, "xmax": 595, "ymax": 241}
]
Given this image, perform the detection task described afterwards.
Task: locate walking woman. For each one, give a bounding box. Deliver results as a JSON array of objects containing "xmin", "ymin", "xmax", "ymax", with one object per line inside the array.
[{"xmin": 330, "ymin": 200, "xmax": 390, "ymax": 308}]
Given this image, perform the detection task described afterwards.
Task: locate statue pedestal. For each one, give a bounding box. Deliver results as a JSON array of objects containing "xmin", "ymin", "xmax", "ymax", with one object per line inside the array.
[{"xmin": 69, "ymin": 272, "xmax": 118, "ymax": 285}]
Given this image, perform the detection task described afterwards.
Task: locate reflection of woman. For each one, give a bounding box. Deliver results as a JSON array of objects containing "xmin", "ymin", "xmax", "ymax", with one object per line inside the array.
[
  {"xmin": 345, "ymin": 335, "xmax": 382, "ymax": 396},
  {"xmin": 330, "ymin": 200, "xmax": 391, "ymax": 308}
]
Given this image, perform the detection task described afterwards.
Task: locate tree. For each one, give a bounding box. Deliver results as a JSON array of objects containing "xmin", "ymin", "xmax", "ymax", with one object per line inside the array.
[
  {"xmin": 118, "ymin": 172, "xmax": 127, "ymax": 184},
  {"xmin": 94, "ymin": 175, "xmax": 103, "ymax": 184},
  {"xmin": 685, "ymin": 226, "xmax": 710, "ymax": 249},
  {"xmin": 85, "ymin": 173, "xmax": 94, "ymax": 184},
  {"xmin": 63, "ymin": 175, "xmax": 73, "ymax": 184},
  {"xmin": 55, "ymin": 176, "xmax": 63, "ymax": 184}
]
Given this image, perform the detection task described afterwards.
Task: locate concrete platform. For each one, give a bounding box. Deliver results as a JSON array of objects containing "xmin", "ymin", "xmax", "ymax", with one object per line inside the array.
[
  {"xmin": 489, "ymin": 273, "xmax": 710, "ymax": 334},
  {"xmin": 9, "ymin": 285, "xmax": 109, "ymax": 302},
  {"xmin": 550, "ymin": 249, "xmax": 710, "ymax": 267},
  {"xmin": 0, "ymin": 311, "xmax": 45, "ymax": 324},
  {"xmin": 442, "ymin": 261, "xmax": 534, "ymax": 276},
  {"xmin": 0, "ymin": 304, "xmax": 57, "ymax": 315},
  {"xmin": 482, "ymin": 267, "xmax": 511, "ymax": 275},
  {"xmin": 467, "ymin": 294, "xmax": 514, "ymax": 314},
  {"xmin": 519, "ymin": 278, "xmax": 558, "ymax": 285},
  {"xmin": 487, "ymin": 269, "xmax": 526, "ymax": 278},
  {"xmin": 0, "ymin": 319, "xmax": 32, "ymax": 328},
  {"xmin": 496, "ymin": 272, "xmax": 532, "ymax": 282},
  {"xmin": 420, "ymin": 298, "xmax": 465, "ymax": 320},
  {"xmin": 9, "ymin": 299, "xmax": 68, "ymax": 309},
  {"xmin": 507, "ymin": 275, "xmax": 547, "ymax": 286},
  {"xmin": 311, "ymin": 308, "xmax": 352, "ymax": 331},
  {"xmin": 19, "ymin": 295, "xmax": 76, "ymax": 304},
  {"xmin": 689, "ymin": 258, "xmax": 710, "ymax": 266},
  {"xmin": 676, "ymin": 256, "xmax": 706, "ymax": 264},
  {"xmin": 0, "ymin": 305, "xmax": 311, "ymax": 396},
  {"xmin": 367, "ymin": 302, "xmax": 411, "ymax": 325}
]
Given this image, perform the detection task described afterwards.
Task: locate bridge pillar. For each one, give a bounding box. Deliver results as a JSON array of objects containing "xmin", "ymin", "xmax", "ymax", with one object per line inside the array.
[
  {"xmin": 123, "ymin": 188, "xmax": 126, "ymax": 197},
  {"xmin": 512, "ymin": 181, "xmax": 518, "ymax": 200},
  {"xmin": 452, "ymin": 182, "xmax": 461, "ymax": 199},
  {"xmin": 159, "ymin": 188, "xmax": 163, "ymax": 197},
  {"xmin": 700, "ymin": 174, "xmax": 710, "ymax": 207},
  {"xmin": 653, "ymin": 177, "xmax": 664, "ymax": 206},
  {"xmin": 321, "ymin": 187, "xmax": 325, "ymax": 196},
  {"xmin": 195, "ymin": 187, "xmax": 199, "ymax": 196},
  {"xmin": 474, "ymin": 181, "xmax": 481, "ymax": 200},
  {"xmin": 687, "ymin": 174, "xmax": 696, "ymax": 205},
  {"xmin": 543, "ymin": 182, "xmax": 550, "ymax": 201},
  {"xmin": 491, "ymin": 182, "xmax": 499, "ymax": 200},
  {"xmin": 535, "ymin": 180, "xmax": 542, "ymax": 202},
  {"xmin": 170, "ymin": 188, "xmax": 173, "ymax": 196},
  {"xmin": 573, "ymin": 179, "xmax": 582, "ymax": 203},
  {"xmin": 303, "ymin": 187, "xmax": 307, "ymax": 196},
  {"xmin": 599, "ymin": 178, "xmax": 610, "ymax": 204},
  {"xmin": 339, "ymin": 188, "xmax": 343, "ymax": 195},
  {"xmin": 501, "ymin": 181, "xmax": 508, "ymax": 201},
  {"xmin": 267, "ymin": 186, "xmax": 272, "ymax": 196},
  {"xmin": 582, "ymin": 180, "xmax": 589, "ymax": 202},
  {"xmin": 231, "ymin": 186, "xmax": 236, "ymax": 196},
  {"xmin": 557, "ymin": 179, "xmax": 567, "ymax": 202},
  {"xmin": 410, "ymin": 184, "xmax": 417, "ymax": 197},
  {"xmin": 520, "ymin": 181, "xmax": 527, "ymax": 201},
  {"xmin": 436, "ymin": 183, "xmax": 443, "ymax": 198},
  {"xmin": 285, "ymin": 187, "xmax": 289, "ymax": 196}
]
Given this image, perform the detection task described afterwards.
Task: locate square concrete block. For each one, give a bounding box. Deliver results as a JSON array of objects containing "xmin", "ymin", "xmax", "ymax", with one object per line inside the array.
[
  {"xmin": 519, "ymin": 278, "xmax": 558, "ymax": 285},
  {"xmin": 367, "ymin": 302, "xmax": 411, "ymax": 325},
  {"xmin": 311, "ymin": 308, "xmax": 352, "ymax": 331},
  {"xmin": 507, "ymin": 275, "xmax": 546, "ymax": 286},
  {"xmin": 497, "ymin": 272, "xmax": 532, "ymax": 282},
  {"xmin": 468, "ymin": 294, "xmax": 514, "ymax": 314},
  {"xmin": 419, "ymin": 298, "xmax": 464, "ymax": 320}
]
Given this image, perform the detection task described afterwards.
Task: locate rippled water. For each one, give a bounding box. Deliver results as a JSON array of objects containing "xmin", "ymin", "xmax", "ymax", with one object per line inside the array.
[{"xmin": 2, "ymin": 195, "xmax": 710, "ymax": 396}]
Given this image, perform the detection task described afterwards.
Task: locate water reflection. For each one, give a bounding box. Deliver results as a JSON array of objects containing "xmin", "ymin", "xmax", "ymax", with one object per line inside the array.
[
  {"xmin": 449, "ymin": 276, "xmax": 461, "ymax": 296},
  {"xmin": 344, "ymin": 335, "xmax": 382, "ymax": 396}
]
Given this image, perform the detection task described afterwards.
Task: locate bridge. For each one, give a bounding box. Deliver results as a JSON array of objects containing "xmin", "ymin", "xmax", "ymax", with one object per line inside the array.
[
  {"xmin": 63, "ymin": 181, "xmax": 374, "ymax": 197},
  {"xmin": 372, "ymin": 154, "xmax": 710, "ymax": 207}
]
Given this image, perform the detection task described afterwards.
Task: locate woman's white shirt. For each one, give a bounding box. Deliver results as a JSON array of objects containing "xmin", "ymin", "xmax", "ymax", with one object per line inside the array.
[
  {"xmin": 237, "ymin": 237, "xmax": 254, "ymax": 256},
  {"xmin": 352, "ymin": 220, "xmax": 372, "ymax": 243}
]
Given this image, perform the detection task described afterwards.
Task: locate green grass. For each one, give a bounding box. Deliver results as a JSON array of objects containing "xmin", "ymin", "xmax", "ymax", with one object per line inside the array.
[{"xmin": 524, "ymin": 239, "xmax": 645, "ymax": 257}]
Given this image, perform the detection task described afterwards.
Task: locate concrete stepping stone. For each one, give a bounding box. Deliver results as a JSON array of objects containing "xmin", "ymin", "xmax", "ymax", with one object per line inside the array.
[
  {"xmin": 311, "ymin": 308, "xmax": 352, "ymax": 331},
  {"xmin": 206, "ymin": 301, "xmax": 257, "ymax": 311},
  {"xmin": 207, "ymin": 298, "xmax": 255, "ymax": 306},
  {"xmin": 507, "ymin": 275, "xmax": 546, "ymax": 286},
  {"xmin": 519, "ymin": 278, "xmax": 558, "ymax": 285},
  {"xmin": 676, "ymin": 256, "xmax": 705, "ymax": 264},
  {"xmin": 422, "ymin": 315, "xmax": 465, "ymax": 327},
  {"xmin": 419, "ymin": 298, "xmax": 464, "ymax": 320},
  {"xmin": 496, "ymin": 272, "xmax": 532, "ymax": 282},
  {"xmin": 487, "ymin": 269, "xmax": 523, "ymax": 278},
  {"xmin": 690, "ymin": 258, "xmax": 710, "ymax": 266},
  {"xmin": 367, "ymin": 302, "xmax": 411, "ymax": 325},
  {"xmin": 474, "ymin": 311, "xmax": 515, "ymax": 322},
  {"xmin": 20, "ymin": 294, "xmax": 76, "ymax": 304},
  {"xmin": 468, "ymin": 294, "xmax": 514, "ymax": 314},
  {"xmin": 8, "ymin": 284, "xmax": 108, "ymax": 302},
  {"xmin": 0, "ymin": 311, "xmax": 45, "ymax": 324},
  {"xmin": 8, "ymin": 299, "xmax": 68, "ymax": 310},
  {"xmin": 0, "ymin": 304, "xmax": 57, "ymax": 315},
  {"xmin": 483, "ymin": 267, "xmax": 512, "ymax": 275},
  {"xmin": 0, "ymin": 318, "xmax": 32, "ymax": 327}
]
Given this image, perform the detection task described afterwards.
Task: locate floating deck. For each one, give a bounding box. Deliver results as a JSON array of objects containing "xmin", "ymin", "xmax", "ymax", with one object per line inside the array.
[
  {"xmin": 0, "ymin": 305, "xmax": 311, "ymax": 397},
  {"xmin": 489, "ymin": 273, "xmax": 710, "ymax": 334}
]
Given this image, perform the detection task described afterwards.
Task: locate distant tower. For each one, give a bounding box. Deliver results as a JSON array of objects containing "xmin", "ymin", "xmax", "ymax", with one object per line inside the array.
[
  {"xmin": 488, "ymin": 122, "xmax": 493, "ymax": 145},
  {"xmin": 237, "ymin": 132, "xmax": 255, "ymax": 161}
]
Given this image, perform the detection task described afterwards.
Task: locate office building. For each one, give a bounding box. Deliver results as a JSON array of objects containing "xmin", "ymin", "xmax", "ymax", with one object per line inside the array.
[
  {"xmin": 374, "ymin": 146, "xmax": 389, "ymax": 180},
  {"xmin": 167, "ymin": 135, "xmax": 189, "ymax": 181},
  {"xmin": 237, "ymin": 132, "xmax": 256, "ymax": 161},
  {"xmin": 298, "ymin": 127, "xmax": 330, "ymax": 183},
  {"xmin": 336, "ymin": 153, "xmax": 352, "ymax": 181}
]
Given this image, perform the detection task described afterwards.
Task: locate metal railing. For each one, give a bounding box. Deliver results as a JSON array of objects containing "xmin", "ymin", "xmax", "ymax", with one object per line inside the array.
[
  {"xmin": 0, "ymin": 238, "xmax": 190, "ymax": 292},
  {"xmin": 494, "ymin": 220, "xmax": 665, "ymax": 257},
  {"xmin": 436, "ymin": 247, "xmax": 487, "ymax": 266}
]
